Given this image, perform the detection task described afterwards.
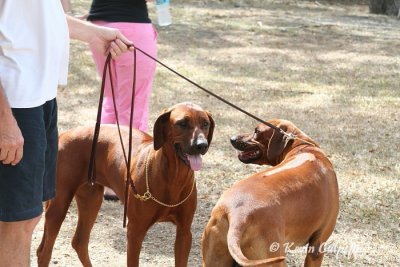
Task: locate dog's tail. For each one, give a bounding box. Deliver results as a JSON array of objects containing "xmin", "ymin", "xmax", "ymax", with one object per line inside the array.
[{"xmin": 227, "ymin": 223, "xmax": 285, "ymax": 266}]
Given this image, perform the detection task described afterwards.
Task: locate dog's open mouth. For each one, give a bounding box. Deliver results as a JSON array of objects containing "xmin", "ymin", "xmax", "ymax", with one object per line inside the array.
[
  {"xmin": 237, "ymin": 147, "xmax": 262, "ymax": 163},
  {"xmin": 175, "ymin": 144, "xmax": 203, "ymax": 171}
]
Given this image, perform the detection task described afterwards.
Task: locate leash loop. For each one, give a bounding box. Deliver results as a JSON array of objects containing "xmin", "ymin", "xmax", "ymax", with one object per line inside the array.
[{"xmin": 87, "ymin": 47, "xmax": 139, "ymax": 228}]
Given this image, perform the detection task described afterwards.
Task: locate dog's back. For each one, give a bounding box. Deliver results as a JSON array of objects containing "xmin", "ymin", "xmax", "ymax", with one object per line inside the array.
[
  {"xmin": 202, "ymin": 119, "xmax": 339, "ymax": 267},
  {"xmin": 56, "ymin": 125, "xmax": 152, "ymax": 190},
  {"xmin": 219, "ymin": 145, "xmax": 338, "ymax": 244}
]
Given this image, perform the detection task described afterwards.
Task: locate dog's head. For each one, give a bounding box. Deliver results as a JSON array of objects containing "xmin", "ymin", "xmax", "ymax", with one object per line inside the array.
[
  {"xmin": 153, "ymin": 102, "xmax": 215, "ymax": 171},
  {"xmin": 230, "ymin": 119, "xmax": 317, "ymax": 166}
]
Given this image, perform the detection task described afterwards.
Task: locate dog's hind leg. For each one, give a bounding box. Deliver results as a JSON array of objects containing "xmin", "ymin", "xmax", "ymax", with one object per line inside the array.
[
  {"xmin": 72, "ymin": 183, "xmax": 104, "ymax": 267},
  {"xmin": 304, "ymin": 241, "xmax": 325, "ymax": 267},
  {"xmin": 303, "ymin": 229, "xmax": 334, "ymax": 267},
  {"xmin": 201, "ymin": 215, "xmax": 235, "ymax": 267},
  {"xmin": 37, "ymin": 190, "xmax": 76, "ymax": 267},
  {"xmin": 240, "ymin": 229, "xmax": 287, "ymax": 267}
]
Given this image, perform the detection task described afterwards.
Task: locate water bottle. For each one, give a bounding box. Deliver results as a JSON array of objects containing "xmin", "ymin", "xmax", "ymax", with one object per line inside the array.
[{"xmin": 156, "ymin": 0, "xmax": 172, "ymax": 26}]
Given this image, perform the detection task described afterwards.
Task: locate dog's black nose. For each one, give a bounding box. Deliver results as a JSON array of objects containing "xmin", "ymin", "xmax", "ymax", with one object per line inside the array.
[{"xmin": 195, "ymin": 140, "xmax": 209, "ymax": 154}]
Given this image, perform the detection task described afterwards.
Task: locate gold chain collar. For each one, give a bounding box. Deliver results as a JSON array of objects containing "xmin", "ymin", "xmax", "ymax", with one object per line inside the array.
[{"xmin": 133, "ymin": 150, "xmax": 196, "ymax": 208}]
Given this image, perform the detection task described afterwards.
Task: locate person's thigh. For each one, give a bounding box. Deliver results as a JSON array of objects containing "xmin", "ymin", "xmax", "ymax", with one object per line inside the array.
[{"xmin": 0, "ymin": 99, "xmax": 57, "ymax": 222}]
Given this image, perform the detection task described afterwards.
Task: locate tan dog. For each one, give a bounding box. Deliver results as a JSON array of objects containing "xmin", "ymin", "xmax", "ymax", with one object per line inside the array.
[
  {"xmin": 37, "ymin": 102, "xmax": 214, "ymax": 267},
  {"xmin": 201, "ymin": 119, "xmax": 339, "ymax": 266}
]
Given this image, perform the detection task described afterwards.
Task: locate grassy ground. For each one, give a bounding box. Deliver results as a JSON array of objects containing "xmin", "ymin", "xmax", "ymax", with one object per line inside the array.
[{"xmin": 31, "ymin": 0, "xmax": 399, "ymax": 266}]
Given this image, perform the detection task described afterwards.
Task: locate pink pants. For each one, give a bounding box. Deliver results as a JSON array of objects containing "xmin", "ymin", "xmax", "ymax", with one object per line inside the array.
[{"xmin": 90, "ymin": 22, "xmax": 157, "ymax": 132}]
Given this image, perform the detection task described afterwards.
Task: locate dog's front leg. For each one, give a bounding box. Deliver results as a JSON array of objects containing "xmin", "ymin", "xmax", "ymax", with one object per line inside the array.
[
  {"xmin": 173, "ymin": 195, "xmax": 197, "ymax": 267},
  {"xmin": 174, "ymin": 225, "xmax": 192, "ymax": 267},
  {"xmin": 127, "ymin": 222, "xmax": 148, "ymax": 267}
]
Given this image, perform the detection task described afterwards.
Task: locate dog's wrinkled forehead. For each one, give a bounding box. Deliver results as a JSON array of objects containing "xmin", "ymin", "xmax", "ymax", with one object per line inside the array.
[
  {"xmin": 255, "ymin": 121, "xmax": 278, "ymax": 135},
  {"xmin": 170, "ymin": 102, "xmax": 208, "ymax": 121},
  {"xmin": 256, "ymin": 119, "xmax": 293, "ymax": 134}
]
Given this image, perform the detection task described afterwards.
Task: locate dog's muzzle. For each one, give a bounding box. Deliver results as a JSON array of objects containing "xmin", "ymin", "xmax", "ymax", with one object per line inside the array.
[
  {"xmin": 175, "ymin": 137, "xmax": 209, "ymax": 171},
  {"xmin": 230, "ymin": 135, "xmax": 262, "ymax": 163},
  {"xmin": 193, "ymin": 137, "xmax": 209, "ymax": 155}
]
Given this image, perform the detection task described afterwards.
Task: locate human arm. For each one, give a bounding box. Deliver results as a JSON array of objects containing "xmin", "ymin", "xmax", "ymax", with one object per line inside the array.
[
  {"xmin": 0, "ymin": 83, "xmax": 24, "ymax": 165},
  {"xmin": 66, "ymin": 15, "xmax": 134, "ymax": 58}
]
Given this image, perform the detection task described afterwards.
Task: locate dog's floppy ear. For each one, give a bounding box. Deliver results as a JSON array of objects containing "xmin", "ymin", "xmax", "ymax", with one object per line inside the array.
[
  {"xmin": 267, "ymin": 125, "xmax": 293, "ymax": 165},
  {"xmin": 153, "ymin": 109, "xmax": 171, "ymax": 150},
  {"xmin": 206, "ymin": 111, "xmax": 215, "ymax": 146}
]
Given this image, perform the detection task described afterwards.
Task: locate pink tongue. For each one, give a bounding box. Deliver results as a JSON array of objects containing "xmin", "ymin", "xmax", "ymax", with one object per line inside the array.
[{"xmin": 187, "ymin": 154, "xmax": 203, "ymax": 171}]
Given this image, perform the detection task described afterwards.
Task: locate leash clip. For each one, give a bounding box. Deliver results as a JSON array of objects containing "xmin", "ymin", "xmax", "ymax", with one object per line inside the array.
[{"xmin": 281, "ymin": 130, "xmax": 297, "ymax": 140}]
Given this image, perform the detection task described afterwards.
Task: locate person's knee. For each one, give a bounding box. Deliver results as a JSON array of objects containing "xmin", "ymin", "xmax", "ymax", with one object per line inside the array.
[
  {"xmin": 20, "ymin": 215, "xmax": 41, "ymax": 234},
  {"xmin": 26, "ymin": 215, "xmax": 41, "ymax": 231},
  {"xmin": 0, "ymin": 215, "xmax": 41, "ymax": 235}
]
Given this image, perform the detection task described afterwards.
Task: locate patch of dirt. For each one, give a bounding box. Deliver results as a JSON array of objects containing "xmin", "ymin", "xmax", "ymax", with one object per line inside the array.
[{"xmin": 31, "ymin": 0, "xmax": 399, "ymax": 266}]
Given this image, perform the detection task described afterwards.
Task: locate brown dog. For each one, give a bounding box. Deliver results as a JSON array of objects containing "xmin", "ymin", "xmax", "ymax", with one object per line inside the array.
[
  {"xmin": 36, "ymin": 102, "xmax": 214, "ymax": 267},
  {"xmin": 201, "ymin": 119, "xmax": 339, "ymax": 267}
]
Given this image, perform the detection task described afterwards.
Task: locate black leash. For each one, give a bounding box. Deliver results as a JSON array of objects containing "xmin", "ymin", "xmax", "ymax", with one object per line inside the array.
[{"xmin": 128, "ymin": 45, "xmax": 288, "ymax": 136}]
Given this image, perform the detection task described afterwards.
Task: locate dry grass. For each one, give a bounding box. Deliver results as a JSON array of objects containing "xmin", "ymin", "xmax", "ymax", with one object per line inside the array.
[{"xmin": 31, "ymin": 0, "xmax": 399, "ymax": 266}]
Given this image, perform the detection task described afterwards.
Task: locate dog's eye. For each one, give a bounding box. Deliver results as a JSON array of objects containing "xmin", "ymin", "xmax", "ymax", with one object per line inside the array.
[
  {"xmin": 254, "ymin": 128, "xmax": 260, "ymax": 135},
  {"xmin": 202, "ymin": 121, "xmax": 210, "ymax": 129},
  {"xmin": 176, "ymin": 120, "xmax": 188, "ymax": 128}
]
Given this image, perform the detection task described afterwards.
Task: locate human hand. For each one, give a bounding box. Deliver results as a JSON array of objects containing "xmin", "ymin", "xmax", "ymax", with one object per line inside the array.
[
  {"xmin": 90, "ymin": 26, "xmax": 135, "ymax": 58},
  {"xmin": 0, "ymin": 114, "xmax": 24, "ymax": 165}
]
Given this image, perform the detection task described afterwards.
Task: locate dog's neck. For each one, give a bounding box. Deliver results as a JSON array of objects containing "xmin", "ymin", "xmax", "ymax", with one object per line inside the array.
[
  {"xmin": 282, "ymin": 141, "xmax": 324, "ymax": 163},
  {"xmin": 280, "ymin": 136, "xmax": 320, "ymax": 163},
  {"xmin": 152, "ymin": 145, "xmax": 194, "ymax": 185}
]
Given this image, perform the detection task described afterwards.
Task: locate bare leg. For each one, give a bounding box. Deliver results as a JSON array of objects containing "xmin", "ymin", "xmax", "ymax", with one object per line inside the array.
[{"xmin": 0, "ymin": 215, "xmax": 41, "ymax": 267}]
